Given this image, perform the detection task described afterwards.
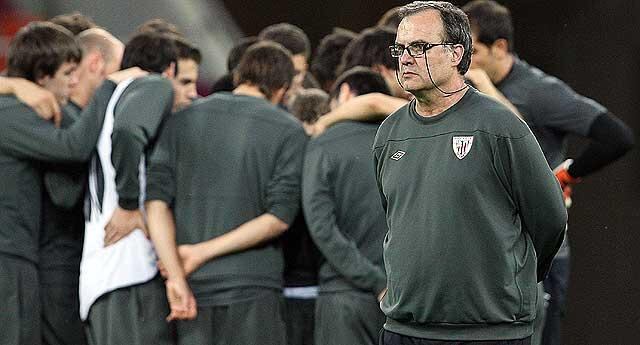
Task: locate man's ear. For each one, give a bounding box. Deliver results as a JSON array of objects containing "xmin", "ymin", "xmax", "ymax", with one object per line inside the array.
[
  {"xmin": 162, "ymin": 62, "xmax": 176, "ymax": 79},
  {"xmin": 337, "ymin": 82, "xmax": 353, "ymax": 105},
  {"xmin": 490, "ymin": 38, "xmax": 510, "ymax": 59},
  {"xmin": 271, "ymin": 86, "xmax": 288, "ymax": 105},
  {"xmin": 35, "ymin": 74, "xmax": 50, "ymax": 87},
  {"xmin": 88, "ymin": 52, "xmax": 105, "ymax": 74},
  {"xmin": 451, "ymin": 44, "xmax": 464, "ymax": 67}
]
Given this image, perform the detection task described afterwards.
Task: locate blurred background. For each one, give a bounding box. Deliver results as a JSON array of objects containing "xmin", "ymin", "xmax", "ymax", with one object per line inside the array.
[{"xmin": 1, "ymin": 0, "xmax": 638, "ymax": 343}]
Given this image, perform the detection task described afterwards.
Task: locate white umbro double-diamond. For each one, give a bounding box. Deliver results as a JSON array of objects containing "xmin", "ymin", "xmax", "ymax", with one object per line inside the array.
[
  {"xmin": 390, "ymin": 150, "xmax": 406, "ymax": 161},
  {"xmin": 452, "ymin": 136, "xmax": 474, "ymax": 159}
]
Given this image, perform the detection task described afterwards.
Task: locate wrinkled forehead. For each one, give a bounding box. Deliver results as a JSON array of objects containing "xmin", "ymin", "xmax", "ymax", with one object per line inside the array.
[{"xmin": 396, "ymin": 10, "xmax": 445, "ymax": 45}]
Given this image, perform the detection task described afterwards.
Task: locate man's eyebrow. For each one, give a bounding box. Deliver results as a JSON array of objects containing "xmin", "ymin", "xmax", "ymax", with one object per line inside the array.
[{"xmin": 395, "ymin": 40, "xmax": 428, "ymax": 46}]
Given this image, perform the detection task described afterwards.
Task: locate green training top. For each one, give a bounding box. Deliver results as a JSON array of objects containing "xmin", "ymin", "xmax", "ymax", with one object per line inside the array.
[
  {"xmin": 373, "ymin": 88, "xmax": 567, "ymax": 341},
  {"xmin": 111, "ymin": 75, "xmax": 174, "ymax": 210},
  {"xmin": 146, "ymin": 92, "xmax": 306, "ymax": 306},
  {"xmin": 0, "ymin": 81, "xmax": 116, "ymax": 263},
  {"xmin": 40, "ymin": 101, "xmax": 89, "ymax": 271},
  {"xmin": 303, "ymin": 121, "xmax": 387, "ymax": 295}
]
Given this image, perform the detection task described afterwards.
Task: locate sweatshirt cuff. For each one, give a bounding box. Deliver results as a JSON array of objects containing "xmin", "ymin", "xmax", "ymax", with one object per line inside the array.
[{"xmin": 118, "ymin": 198, "xmax": 138, "ymax": 210}]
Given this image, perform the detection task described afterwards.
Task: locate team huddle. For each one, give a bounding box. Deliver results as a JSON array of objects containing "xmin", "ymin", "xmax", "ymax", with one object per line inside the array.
[{"xmin": 0, "ymin": 1, "xmax": 633, "ymax": 345}]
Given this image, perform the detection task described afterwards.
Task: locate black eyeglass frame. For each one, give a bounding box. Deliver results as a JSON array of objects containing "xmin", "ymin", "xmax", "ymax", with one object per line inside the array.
[{"xmin": 389, "ymin": 42, "xmax": 457, "ymax": 58}]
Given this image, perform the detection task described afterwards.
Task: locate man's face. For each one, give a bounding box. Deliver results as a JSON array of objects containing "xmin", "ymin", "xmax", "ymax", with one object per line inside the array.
[
  {"xmin": 172, "ymin": 58, "xmax": 199, "ymax": 111},
  {"xmin": 469, "ymin": 32, "xmax": 494, "ymax": 73},
  {"xmin": 38, "ymin": 61, "xmax": 79, "ymax": 105},
  {"xmin": 395, "ymin": 10, "xmax": 454, "ymax": 94},
  {"xmin": 291, "ymin": 54, "xmax": 308, "ymax": 76}
]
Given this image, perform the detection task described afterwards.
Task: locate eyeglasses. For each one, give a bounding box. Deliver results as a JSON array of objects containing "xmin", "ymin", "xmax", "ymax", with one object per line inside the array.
[{"xmin": 389, "ymin": 42, "xmax": 455, "ymax": 58}]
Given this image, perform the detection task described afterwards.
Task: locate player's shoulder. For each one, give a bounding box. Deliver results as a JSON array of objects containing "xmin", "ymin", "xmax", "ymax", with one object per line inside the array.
[
  {"xmin": 465, "ymin": 89, "xmax": 531, "ymax": 139},
  {"xmin": 0, "ymin": 95, "xmax": 39, "ymax": 119},
  {"xmin": 375, "ymin": 102, "xmax": 411, "ymax": 139},
  {"xmin": 127, "ymin": 74, "xmax": 172, "ymax": 94},
  {"xmin": 314, "ymin": 121, "xmax": 378, "ymax": 148}
]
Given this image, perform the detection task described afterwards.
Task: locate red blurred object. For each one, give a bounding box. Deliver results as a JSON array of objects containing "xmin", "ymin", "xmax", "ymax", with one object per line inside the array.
[{"xmin": 0, "ymin": 1, "xmax": 42, "ymax": 71}]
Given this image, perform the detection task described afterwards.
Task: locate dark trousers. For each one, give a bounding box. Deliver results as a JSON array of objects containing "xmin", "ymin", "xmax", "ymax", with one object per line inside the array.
[
  {"xmin": 542, "ymin": 256, "xmax": 570, "ymax": 345},
  {"xmin": 84, "ymin": 276, "xmax": 174, "ymax": 345},
  {"xmin": 285, "ymin": 297, "xmax": 316, "ymax": 345},
  {"xmin": 380, "ymin": 330, "xmax": 531, "ymax": 345},
  {"xmin": 41, "ymin": 269, "xmax": 87, "ymax": 345},
  {"xmin": 177, "ymin": 289, "xmax": 286, "ymax": 345},
  {"xmin": 0, "ymin": 254, "xmax": 40, "ymax": 345},
  {"xmin": 316, "ymin": 291, "xmax": 385, "ymax": 345}
]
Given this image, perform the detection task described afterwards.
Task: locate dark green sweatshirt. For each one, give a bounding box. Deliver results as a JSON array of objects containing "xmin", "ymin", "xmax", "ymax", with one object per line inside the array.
[
  {"xmin": 146, "ymin": 92, "xmax": 306, "ymax": 306},
  {"xmin": 40, "ymin": 101, "xmax": 88, "ymax": 271},
  {"xmin": 372, "ymin": 89, "xmax": 567, "ymax": 341},
  {"xmin": 111, "ymin": 75, "xmax": 174, "ymax": 210},
  {"xmin": 303, "ymin": 121, "xmax": 387, "ymax": 295},
  {"xmin": 0, "ymin": 81, "xmax": 115, "ymax": 263}
]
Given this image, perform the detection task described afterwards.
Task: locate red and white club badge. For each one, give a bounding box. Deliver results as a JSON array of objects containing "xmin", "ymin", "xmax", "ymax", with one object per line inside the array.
[{"xmin": 452, "ymin": 136, "xmax": 474, "ymax": 160}]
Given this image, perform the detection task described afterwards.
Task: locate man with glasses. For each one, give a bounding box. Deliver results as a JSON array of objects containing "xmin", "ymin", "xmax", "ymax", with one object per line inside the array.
[{"xmin": 373, "ymin": 2, "xmax": 568, "ymax": 344}]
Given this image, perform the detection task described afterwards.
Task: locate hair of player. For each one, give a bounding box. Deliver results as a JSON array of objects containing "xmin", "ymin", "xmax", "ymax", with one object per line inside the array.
[
  {"xmin": 77, "ymin": 28, "xmax": 119, "ymax": 69},
  {"xmin": 287, "ymin": 88, "xmax": 330, "ymax": 124},
  {"xmin": 462, "ymin": 0, "xmax": 514, "ymax": 52},
  {"xmin": 7, "ymin": 22, "xmax": 82, "ymax": 81},
  {"xmin": 338, "ymin": 26, "xmax": 396, "ymax": 76},
  {"xmin": 49, "ymin": 11, "xmax": 97, "ymax": 36},
  {"xmin": 121, "ymin": 32, "xmax": 178, "ymax": 74},
  {"xmin": 310, "ymin": 28, "xmax": 358, "ymax": 92},
  {"xmin": 233, "ymin": 41, "xmax": 295, "ymax": 99},
  {"xmin": 227, "ymin": 36, "xmax": 259, "ymax": 72},
  {"xmin": 258, "ymin": 22, "xmax": 311, "ymax": 59},
  {"xmin": 330, "ymin": 66, "xmax": 391, "ymax": 100}
]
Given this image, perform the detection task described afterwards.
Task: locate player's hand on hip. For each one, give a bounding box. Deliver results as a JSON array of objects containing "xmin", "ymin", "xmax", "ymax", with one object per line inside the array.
[
  {"xmin": 165, "ymin": 278, "xmax": 197, "ymax": 321},
  {"xmin": 104, "ymin": 207, "xmax": 146, "ymax": 246}
]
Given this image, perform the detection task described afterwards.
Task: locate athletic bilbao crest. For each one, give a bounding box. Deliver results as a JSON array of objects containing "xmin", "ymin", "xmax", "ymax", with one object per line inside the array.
[{"xmin": 452, "ymin": 136, "xmax": 474, "ymax": 160}]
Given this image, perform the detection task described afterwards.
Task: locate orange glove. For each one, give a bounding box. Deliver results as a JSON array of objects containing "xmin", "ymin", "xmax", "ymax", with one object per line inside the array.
[{"xmin": 553, "ymin": 159, "xmax": 581, "ymax": 208}]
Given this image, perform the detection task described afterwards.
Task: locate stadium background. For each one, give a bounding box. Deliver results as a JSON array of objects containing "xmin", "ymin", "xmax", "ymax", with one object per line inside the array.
[{"xmin": 1, "ymin": 0, "xmax": 638, "ymax": 343}]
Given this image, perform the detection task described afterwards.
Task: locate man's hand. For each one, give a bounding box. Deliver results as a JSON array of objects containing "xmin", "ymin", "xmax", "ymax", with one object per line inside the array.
[
  {"xmin": 309, "ymin": 119, "xmax": 328, "ymax": 138},
  {"xmin": 158, "ymin": 244, "xmax": 204, "ymax": 278},
  {"xmin": 107, "ymin": 67, "xmax": 149, "ymax": 84},
  {"xmin": 176, "ymin": 244, "xmax": 205, "ymax": 277},
  {"xmin": 104, "ymin": 207, "xmax": 147, "ymax": 246},
  {"xmin": 10, "ymin": 78, "xmax": 62, "ymax": 126},
  {"xmin": 554, "ymin": 159, "xmax": 581, "ymax": 208},
  {"xmin": 165, "ymin": 278, "xmax": 197, "ymax": 321},
  {"xmin": 465, "ymin": 68, "xmax": 494, "ymax": 91}
]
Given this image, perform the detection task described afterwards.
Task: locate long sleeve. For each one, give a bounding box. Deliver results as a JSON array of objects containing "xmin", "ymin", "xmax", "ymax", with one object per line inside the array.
[
  {"xmin": 303, "ymin": 145, "xmax": 386, "ymax": 294},
  {"xmin": 110, "ymin": 77, "xmax": 174, "ymax": 210},
  {"xmin": 146, "ymin": 115, "xmax": 177, "ymax": 205},
  {"xmin": 497, "ymin": 132, "xmax": 568, "ymax": 281},
  {"xmin": 0, "ymin": 80, "xmax": 116, "ymax": 162},
  {"xmin": 264, "ymin": 126, "xmax": 307, "ymax": 225}
]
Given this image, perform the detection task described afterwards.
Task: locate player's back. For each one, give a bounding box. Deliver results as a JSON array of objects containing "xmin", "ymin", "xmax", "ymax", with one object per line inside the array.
[{"xmin": 149, "ymin": 91, "xmax": 306, "ymax": 291}]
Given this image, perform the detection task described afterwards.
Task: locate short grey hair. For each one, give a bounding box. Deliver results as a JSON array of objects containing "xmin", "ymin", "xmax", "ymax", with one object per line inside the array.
[{"xmin": 398, "ymin": 1, "xmax": 472, "ymax": 74}]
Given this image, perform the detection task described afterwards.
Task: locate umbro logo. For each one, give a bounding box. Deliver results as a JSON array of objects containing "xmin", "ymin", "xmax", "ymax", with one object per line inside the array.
[{"xmin": 390, "ymin": 150, "xmax": 406, "ymax": 161}]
